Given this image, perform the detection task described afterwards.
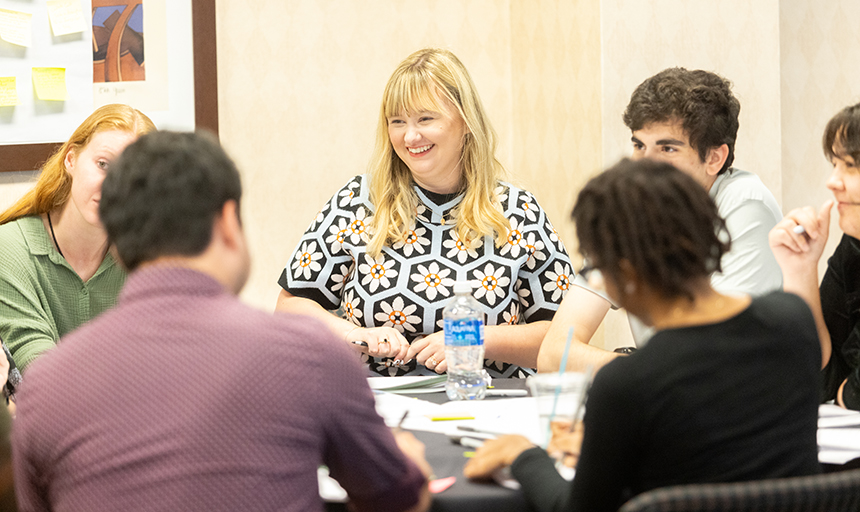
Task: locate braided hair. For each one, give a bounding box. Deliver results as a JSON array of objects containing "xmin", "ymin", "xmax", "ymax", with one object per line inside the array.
[{"xmin": 572, "ymin": 158, "xmax": 730, "ymax": 302}]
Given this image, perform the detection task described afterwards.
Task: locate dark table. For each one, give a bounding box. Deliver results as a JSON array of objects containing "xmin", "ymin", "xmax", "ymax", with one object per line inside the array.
[
  {"xmin": 404, "ymin": 378, "xmax": 532, "ymax": 511},
  {"xmin": 414, "ymin": 429, "xmax": 530, "ymax": 512},
  {"xmin": 327, "ymin": 378, "xmax": 532, "ymax": 512}
]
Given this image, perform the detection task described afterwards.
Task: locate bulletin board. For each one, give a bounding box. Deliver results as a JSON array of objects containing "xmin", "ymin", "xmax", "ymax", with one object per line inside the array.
[{"xmin": 0, "ymin": 0, "xmax": 217, "ymax": 172}]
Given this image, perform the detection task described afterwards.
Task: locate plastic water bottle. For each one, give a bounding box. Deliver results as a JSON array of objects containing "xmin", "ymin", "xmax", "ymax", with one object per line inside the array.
[{"xmin": 444, "ymin": 281, "xmax": 488, "ymax": 400}]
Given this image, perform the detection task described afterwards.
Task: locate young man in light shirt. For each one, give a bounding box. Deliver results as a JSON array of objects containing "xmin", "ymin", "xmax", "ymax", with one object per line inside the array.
[{"xmin": 538, "ymin": 68, "xmax": 783, "ymax": 373}]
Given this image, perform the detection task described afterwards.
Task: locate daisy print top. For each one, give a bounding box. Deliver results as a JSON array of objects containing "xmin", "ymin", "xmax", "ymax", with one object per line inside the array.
[{"xmin": 279, "ymin": 174, "xmax": 572, "ymax": 377}]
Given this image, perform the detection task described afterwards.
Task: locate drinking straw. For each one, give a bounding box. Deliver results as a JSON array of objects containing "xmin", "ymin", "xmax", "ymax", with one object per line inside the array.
[
  {"xmin": 547, "ymin": 327, "xmax": 575, "ymax": 442},
  {"xmin": 558, "ymin": 326, "xmax": 575, "ymax": 375}
]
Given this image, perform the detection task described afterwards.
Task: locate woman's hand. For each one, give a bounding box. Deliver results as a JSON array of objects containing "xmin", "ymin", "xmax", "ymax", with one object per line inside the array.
[
  {"xmin": 346, "ymin": 326, "xmax": 410, "ymax": 362},
  {"xmin": 547, "ymin": 421, "xmax": 584, "ymax": 468},
  {"xmin": 769, "ymin": 201, "xmax": 833, "ymax": 276},
  {"xmin": 406, "ymin": 332, "xmax": 446, "ymax": 373},
  {"xmin": 463, "ymin": 435, "xmax": 535, "ymax": 480}
]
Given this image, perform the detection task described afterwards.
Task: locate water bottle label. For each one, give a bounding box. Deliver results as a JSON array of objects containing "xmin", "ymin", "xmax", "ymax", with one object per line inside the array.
[{"xmin": 444, "ymin": 318, "xmax": 484, "ymax": 347}]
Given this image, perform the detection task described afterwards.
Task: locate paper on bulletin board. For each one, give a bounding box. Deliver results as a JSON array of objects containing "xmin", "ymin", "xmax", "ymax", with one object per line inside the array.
[
  {"xmin": 0, "ymin": 0, "xmax": 93, "ymax": 146},
  {"xmin": 46, "ymin": 0, "xmax": 86, "ymax": 37},
  {"xmin": 93, "ymin": 0, "xmax": 168, "ymax": 111},
  {"xmin": 0, "ymin": 76, "xmax": 18, "ymax": 106},
  {"xmin": 32, "ymin": 67, "xmax": 67, "ymax": 100},
  {"xmin": 0, "ymin": 7, "xmax": 33, "ymax": 47},
  {"xmin": 0, "ymin": 0, "xmax": 195, "ymax": 150}
]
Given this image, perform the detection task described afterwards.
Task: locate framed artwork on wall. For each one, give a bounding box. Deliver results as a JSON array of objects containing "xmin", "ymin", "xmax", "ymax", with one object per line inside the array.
[{"xmin": 0, "ymin": 0, "xmax": 218, "ymax": 173}]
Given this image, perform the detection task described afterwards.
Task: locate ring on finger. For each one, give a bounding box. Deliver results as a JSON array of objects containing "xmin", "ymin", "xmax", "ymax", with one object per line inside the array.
[
  {"xmin": 427, "ymin": 356, "xmax": 438, "ymax": 368},
  {"xmin": 379, "ymin": 338, "xmax": 390, "ymax": 344}
]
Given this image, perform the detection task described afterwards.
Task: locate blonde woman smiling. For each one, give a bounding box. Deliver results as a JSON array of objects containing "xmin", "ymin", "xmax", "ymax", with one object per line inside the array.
[{"xmin": 276, "ymin": 48, "xmax": 572, "ymax": 377}]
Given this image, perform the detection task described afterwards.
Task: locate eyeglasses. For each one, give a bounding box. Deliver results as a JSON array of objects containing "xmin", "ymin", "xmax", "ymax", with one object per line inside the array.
[{"xmin": 578, "ymin": 261, "xmax": 605, "ymax": 292}]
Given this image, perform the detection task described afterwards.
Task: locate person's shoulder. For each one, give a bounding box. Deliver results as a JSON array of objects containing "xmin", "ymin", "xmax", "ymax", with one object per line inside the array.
[
  {"xmin": 747, "ymin": 291, "xmax": 817, "ymax": 339},
  {"xmin": 587, "ymin": 352, "xmax": 649, "ymax": 408},
  {"xmin": 594, "ymin": 349, "xmax": 647, "ymax": 385},
  {"xmin": 0, "ymin": 218, "xmax": 42, "ymax": 271},
  {"xmin": 326, "ymin": 174, "xmax": 371, "ymax": 212},
  {"xmin": 496, "ymin": 181, "xmax": 550, "ymax": 221},
  {"xmin": 750, "ymin": 290, "xmax": 808, "ymax": 315},
  {"xmin": 833, "ymin": 233, "xmax": 860, "ymax": 260},
  {"xmin": 713, "ymin": 168, "xmax": 781, "ymax": 218},
  {"xmin": 715, "ymin": 168, "xmax": 777, "ymax": 202},
  {"xmin": 0, "ymin": 217, "xmax": 31, "ymax": 244}
]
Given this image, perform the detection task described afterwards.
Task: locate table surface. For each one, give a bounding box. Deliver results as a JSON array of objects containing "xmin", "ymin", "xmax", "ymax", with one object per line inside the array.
[
  {"xmin": 327, "ymin": 378, "xmax": 860, "ymax": 512},
  {"xmin": 404, "ymin": 378, "xmax": 531, "ymax": 512}
]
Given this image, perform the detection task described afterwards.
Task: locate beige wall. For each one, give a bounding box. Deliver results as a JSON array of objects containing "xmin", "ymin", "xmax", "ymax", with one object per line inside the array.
[
  {"xmin": 1, "ymin": 0, "xmax": 859, "ymax": 352},
  {"xmin": 780, "ymin": 0, "xmax": 860, "ymax": 277}
]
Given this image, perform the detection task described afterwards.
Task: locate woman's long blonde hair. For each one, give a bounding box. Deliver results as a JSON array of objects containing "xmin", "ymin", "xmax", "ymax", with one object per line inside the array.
[
  {"xmin": 366, "ymin": 48, "xmax": 509, "ymax": 257},
  {"xmin": 0, "ymin": 104, "xmax": 156, "ymax": 225}
]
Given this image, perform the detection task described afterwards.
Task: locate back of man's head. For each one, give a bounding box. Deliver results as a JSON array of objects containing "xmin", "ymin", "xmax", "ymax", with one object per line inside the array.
[
  {"xmin": 100, "ymin": 131, "xmax": 242, "ymax": 270},
  {"xmin": 623, "ymin": 67, "xmax": 740, "ymax": 174}
]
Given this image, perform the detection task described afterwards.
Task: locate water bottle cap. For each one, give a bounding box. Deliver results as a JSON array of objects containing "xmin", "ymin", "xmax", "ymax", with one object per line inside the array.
[{"xmin": 453, "ymin": 281, "xmax": 472, "ymax": 294}]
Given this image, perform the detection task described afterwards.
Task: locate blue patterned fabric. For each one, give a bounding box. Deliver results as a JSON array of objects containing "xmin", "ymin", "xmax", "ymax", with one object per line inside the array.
[{"xmin": 279, "ymin": 174, "xmax": 572, "ymax": 377}]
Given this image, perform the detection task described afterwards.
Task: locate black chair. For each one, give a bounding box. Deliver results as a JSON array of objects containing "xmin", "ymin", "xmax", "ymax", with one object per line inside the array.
[{"xmin": 618, "ymin": 469, "xmax": 860, "ymax": 512}]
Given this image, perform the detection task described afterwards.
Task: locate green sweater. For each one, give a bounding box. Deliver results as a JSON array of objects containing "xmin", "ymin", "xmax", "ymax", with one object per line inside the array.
[{"xmin": 0, "ymin": 216, "xmax": 126, "ymax": 371}]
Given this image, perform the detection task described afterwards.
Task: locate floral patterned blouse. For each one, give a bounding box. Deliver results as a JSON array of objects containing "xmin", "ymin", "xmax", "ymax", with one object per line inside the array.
[{"xmin": 279, "ymin": 174, "xmax": 573, "ymax": 377}]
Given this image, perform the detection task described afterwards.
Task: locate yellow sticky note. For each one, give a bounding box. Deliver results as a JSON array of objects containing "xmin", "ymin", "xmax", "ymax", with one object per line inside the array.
[
  {"xmin": 0, "ymin": 8, "xmax": 33, "ymax": 47},
  {"xmin": 32, "ymin": 68, "xmax": 67, "ymax": 101},
  {"xmin": 46, "ymin": 0, "xmax": 86, "ymax": 37},
  {"xmin": 0, "ymin": 77, "xmax": 18, "ymax": 106}
]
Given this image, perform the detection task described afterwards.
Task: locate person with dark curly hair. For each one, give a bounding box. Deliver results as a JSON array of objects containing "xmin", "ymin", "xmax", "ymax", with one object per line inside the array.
[
  {"xmin": 464, "ymin": 159, "xmax": 820, "ymax": 512},
  {"xmin": 539, "ymin": 68, "xmax": 783, "ymax": 373},
  {"xmin": 771, "ymin": 102, "xmax": 860, "ymax": 411}
]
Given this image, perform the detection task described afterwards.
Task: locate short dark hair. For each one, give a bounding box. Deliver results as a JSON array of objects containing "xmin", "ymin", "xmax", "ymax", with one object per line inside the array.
[
  {"xmin": 623, "ymin": 68, "xmax": 741, "ymax": 175},
  {"xmin": 823, "ymin": 102, "xmax": 860, "ymax": 164},
  {"xmin": 572, "ymin": 158, "xmax": 730, "ymax": 302},
  {"xmin": 99, "ymin": 131, "xmax": 242, "ymax": 270}
]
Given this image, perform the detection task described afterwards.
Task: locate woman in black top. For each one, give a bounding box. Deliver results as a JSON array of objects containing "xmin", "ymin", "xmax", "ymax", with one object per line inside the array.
[
  {"xmin": 770, "ymin": 102, "xmax": 860, "ymax": 410},
  {"xmin": 465, "ymin": 158, "xmax": 821, "ymax": 512}
]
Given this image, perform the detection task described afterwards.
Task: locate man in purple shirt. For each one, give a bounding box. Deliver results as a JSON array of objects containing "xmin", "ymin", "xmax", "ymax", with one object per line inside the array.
[{"xmin": 12, "ymin": 131, "xmax": 430, "ymax": 512}]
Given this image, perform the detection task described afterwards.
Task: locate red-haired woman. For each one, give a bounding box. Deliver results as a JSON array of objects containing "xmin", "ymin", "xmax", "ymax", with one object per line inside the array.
[{"xmin": 0, "ymin": 104, "xmax": 155, "ymax": 371}]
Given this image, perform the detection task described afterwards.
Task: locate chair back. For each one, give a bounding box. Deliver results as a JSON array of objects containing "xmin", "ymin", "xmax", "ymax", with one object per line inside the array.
[{"xmin": 618, "ymin": 469, "xmax": 860, "ymax": 512}]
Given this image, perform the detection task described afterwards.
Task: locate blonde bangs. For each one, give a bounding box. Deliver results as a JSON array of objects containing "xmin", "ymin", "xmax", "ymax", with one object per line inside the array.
[{"xmin": 382, "ymin": 70, "xmax": 451, "ymax": 120}]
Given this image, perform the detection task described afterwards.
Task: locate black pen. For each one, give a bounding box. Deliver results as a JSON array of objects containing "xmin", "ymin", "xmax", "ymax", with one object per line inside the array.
[
  {"xmin": 351, "ymin": 340, "xmax": 368, "ymax": 347},
  {"xmin": 395, "ymin": 411, "xmax": 409, "ymax": 431}
]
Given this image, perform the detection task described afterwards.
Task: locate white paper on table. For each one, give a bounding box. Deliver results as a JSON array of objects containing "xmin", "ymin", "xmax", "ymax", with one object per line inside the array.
[
  {"xmin": 367, "ymin": 376, "xmax": 444, "ymax": 391},
  {"xmin": 819, "ymin": 448, "xmax": 860, "ymax": 465},
  {"xmin": 818, "ymin": 404, "xmax": 860, "ymax": 428},
  {"xmin": 373, "ymin": 391, "xmax": 444, "ymax": 432},
  {"xmin": 820, "ymin": 403, "xmax": 860, "ymax": 417},
  {"xmin": 371, "ymin": 384, "xmax": 543, "ymax": 440},
  {"xmin": 817, "ymin": 427, "xmax": 860, "ymax": 450},
  {"xmin": 431, "ymin": 397, "xmax": 543, "ymax": 444}
]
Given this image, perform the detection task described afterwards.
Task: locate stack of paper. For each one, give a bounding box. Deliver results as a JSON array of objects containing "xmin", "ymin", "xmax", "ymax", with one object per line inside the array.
[{"xmin": 818, "ymin": 404, "xmax": 860, "ymax": 465}]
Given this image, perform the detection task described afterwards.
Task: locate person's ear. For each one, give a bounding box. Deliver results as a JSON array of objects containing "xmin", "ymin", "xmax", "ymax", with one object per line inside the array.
[
  {"xmin": 218, "ymin": 200, "xmax": 243, "ymax": 250},
  {"xmin": 705, "ymin": 144, "xmax": 729, "ymax": 176},
  {"xmin": 63, "ymin": 147, "xmax": 76, "ymax": 174}
]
